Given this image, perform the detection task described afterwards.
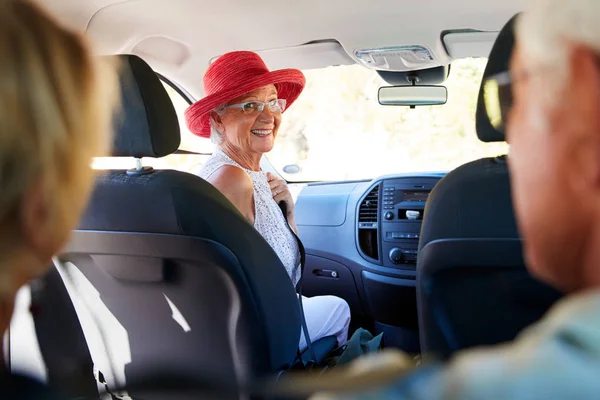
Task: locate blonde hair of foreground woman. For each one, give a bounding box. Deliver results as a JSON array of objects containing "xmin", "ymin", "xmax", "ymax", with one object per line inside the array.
[{"xmin": 0, "ymin": 0, "xmax": 118, "ymax": 315}]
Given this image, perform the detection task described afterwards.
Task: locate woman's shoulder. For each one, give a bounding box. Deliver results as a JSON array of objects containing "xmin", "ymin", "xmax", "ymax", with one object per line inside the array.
[
  {"xmin": 197, "ymin": 148, "xmax": 253, "ymax": 181},
  {"xmin": 196, "ymin": 150, "xmax": 230, "ymax": 179},
  {"xmin": 209, "ymin": 164, "xmax": 254, "ymax": 194},
  {"xmin": 206, "ymin": 165, "xmax": 255, "ymax": 221}
]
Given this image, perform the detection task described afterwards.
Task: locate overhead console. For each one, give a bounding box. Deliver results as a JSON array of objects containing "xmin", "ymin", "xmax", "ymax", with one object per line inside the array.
[{"xmin": 357, "ymin": 176, "xmax": 441, "ymax": 273}]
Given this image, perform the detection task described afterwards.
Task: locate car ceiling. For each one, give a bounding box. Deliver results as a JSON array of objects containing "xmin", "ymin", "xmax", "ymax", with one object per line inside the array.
[{"xmin": 40, "ymin": 0, "xmax": 522, "ymax": 98}]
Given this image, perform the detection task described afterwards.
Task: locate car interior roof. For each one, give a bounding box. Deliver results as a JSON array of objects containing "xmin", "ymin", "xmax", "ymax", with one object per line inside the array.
[{"xmin": 41, "ymin": 0, "xmax": 523, "ymax": 98}]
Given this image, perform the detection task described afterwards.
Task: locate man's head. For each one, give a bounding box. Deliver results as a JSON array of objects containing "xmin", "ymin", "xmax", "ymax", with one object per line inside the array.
[{"xmin": 507, "ymin": 0, "xmax": 600, "ymax": 291}]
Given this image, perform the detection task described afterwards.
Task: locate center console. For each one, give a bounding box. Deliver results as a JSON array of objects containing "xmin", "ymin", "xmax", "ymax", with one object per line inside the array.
[
  {"xmin": 380, "ymin": 177, "xmax": 438, "ymax": 269},
  {"xmin": 355, "ymin": 175, "xmax": 441, "ymax": 351},
  {"xmin": 357, "ymin": 176, "xmax": 440, "ymax": 274}
]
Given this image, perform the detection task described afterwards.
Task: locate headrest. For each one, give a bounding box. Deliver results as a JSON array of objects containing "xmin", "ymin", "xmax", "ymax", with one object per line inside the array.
[
  {"xmin": 112, "ymin": 55, "xmax": 180, "ymax": 158},
  {"xmin": 476, "ymin": 14, "xmax": 519, "ymax": 143}
]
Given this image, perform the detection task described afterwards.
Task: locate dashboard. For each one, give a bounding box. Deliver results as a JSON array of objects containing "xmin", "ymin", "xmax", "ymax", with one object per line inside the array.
[
  {"xmin": 357, "ymin": 176, "xmax": 440, "ymax": 270},
  {"xmin": 294, "ymin": 173, "xmax": 444, "ymax": 351}
]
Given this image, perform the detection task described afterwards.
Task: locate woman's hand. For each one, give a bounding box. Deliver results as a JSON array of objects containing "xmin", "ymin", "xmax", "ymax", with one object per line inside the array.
[{"xmin": 267, "ymin": 172, "xmax": 298, "ymax": 233}]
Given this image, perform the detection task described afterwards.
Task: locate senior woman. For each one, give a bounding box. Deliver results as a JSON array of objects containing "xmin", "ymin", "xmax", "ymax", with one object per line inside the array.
[
  {"xmin": 0, "ymin": 0, "xmax": 117, "ymax": 395},
  {"xmin": 185, "ymin": 51, "xmax": 350, "ymax": 351}
]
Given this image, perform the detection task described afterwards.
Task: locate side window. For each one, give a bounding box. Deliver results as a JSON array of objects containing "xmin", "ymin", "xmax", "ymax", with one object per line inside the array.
[
  {"xmin": 157, "ymin": 82, "xmax": 214, "ymax": 173},
  {"xmin": 92, "ymin": 79, "xmax": 214, "ymax": 172}
]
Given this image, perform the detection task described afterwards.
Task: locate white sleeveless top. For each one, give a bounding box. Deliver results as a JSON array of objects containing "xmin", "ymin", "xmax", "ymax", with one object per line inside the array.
[{"xmin": 196, "ymin": 148, "xmax": 301, "ymax": 286}]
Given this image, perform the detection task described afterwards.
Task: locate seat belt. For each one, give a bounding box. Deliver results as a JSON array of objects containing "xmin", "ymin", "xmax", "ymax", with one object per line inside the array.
[
  {"xmin": 278, "ymin": 201, "xmax": 317, "ymax": 364},
  {"xmin": 30, "ymin": 264, "xmax": 99, "ymax": 399}
]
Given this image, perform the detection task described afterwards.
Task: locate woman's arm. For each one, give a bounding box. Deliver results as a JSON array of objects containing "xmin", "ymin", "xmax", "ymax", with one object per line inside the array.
[{"xmin": 207, "ymin": 165, "xmax": 255, "ymax": 224}]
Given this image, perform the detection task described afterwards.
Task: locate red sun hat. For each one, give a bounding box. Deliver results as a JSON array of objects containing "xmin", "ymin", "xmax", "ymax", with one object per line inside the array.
[{"xmin": 185, "ymin": 51, "xmax": 306, "ymax": 138}]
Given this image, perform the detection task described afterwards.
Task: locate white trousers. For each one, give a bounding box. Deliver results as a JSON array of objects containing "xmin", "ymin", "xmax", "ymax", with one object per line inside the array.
[{"xmin": 298, "ymin": 295, "xmax": 351, "ymax": 351}]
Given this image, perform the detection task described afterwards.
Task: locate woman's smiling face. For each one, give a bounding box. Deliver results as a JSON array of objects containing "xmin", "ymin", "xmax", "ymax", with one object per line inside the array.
[{"xmin": 214, "ymin": 84, "xmax": 282, "ymax": 155}]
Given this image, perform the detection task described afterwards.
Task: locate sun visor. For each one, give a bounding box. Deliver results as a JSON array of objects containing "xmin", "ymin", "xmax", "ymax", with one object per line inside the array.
[
  {"xmin": 210, "ymin": 41, "xmax": 355, "ymax": 71},
  {"xmin": 443, "ymin": 31, "xmax": 499, "ymax": 59}
]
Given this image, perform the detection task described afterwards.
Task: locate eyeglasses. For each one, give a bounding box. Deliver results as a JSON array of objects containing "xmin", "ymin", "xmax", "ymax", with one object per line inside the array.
[
  {"xmin": 483, "ymin": 67, "xmax": 537, "ymax": 134},
  {"xmin": 222, "ymin": 99, "xmax": 287, "ymax": 115},
  {"xmin": 483, "ymin": 71, "xmax": 513, "ymax": 134}
]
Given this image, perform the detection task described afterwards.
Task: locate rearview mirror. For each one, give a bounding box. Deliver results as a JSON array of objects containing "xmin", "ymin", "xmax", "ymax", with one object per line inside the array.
[{"xmin": 378, "ymin": 85, "xmax": 448, "ymax": 106}]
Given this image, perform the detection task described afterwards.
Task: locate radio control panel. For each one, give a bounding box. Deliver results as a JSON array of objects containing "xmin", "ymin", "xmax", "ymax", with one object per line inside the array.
[{"xmin": 380, "ymin": 177, "xmax": 439, "ymax": 269}]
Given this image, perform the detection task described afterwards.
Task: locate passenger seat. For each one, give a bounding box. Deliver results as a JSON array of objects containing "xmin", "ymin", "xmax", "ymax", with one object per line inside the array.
[
  {"xmin": 416, "ymin": 15, "xmax": 563, "ymax": 359},
  {"xmin": 17, "ymin": 55, "xmax": 313, "ymax": 398}
]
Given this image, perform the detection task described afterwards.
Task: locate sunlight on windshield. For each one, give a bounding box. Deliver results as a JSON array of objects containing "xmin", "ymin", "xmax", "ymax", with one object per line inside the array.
[
  {"xmin": 93, "ymin": 59, "xmax": 508, "ymax": 182},
  {"xmin": 270, "ymin": 58, "xmax": 508, "ymax": 181}
]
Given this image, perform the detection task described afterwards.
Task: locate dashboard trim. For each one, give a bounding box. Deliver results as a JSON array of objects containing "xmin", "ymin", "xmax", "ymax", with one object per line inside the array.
[{"xmin": 355, "ymin": 181, "xmax": 383, "ymax": 265}]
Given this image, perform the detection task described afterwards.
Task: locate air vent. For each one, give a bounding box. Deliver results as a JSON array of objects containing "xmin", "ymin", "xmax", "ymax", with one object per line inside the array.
[
  {"xmin": 357, "ymin": 184, "xmax": 380, "ymax": 261},
  {"xmin": 358, "ymin": 185, "xmax": 379, "ymax": 228}
]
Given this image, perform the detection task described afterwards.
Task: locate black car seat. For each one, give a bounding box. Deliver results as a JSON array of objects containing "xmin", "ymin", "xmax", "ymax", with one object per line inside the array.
[
  {"xmin": 16, "ymin": 54, "xmax": 337, "ymax": 398},
  {"xmin": 416, "ymin": 15, "xmax": 563, "ymax": 359}
]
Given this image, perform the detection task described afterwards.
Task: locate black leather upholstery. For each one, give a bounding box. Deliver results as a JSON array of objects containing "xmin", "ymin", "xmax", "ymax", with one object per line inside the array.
[
  {"xmin": 417, "ymin": 15, "xmax": 563, "ymax": 359},
  {"xmin": 34, "ymin": 55, "xmax": 306, "ymax": 397}
]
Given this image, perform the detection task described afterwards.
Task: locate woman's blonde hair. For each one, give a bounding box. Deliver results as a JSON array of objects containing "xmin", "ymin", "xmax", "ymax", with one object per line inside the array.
[{"xmin": 0, "ymin": 0, "xmax": 118, "ymax": 286}]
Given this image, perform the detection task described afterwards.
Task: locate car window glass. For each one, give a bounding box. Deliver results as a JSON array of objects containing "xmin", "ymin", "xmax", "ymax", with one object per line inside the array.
[{"xmin": 268, "ymin": 58, "xmax": 509, "ymax": 181}]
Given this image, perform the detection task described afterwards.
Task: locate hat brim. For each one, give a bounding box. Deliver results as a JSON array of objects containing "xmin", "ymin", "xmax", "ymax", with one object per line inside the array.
[{"xmin": 185, "ymin": 69, "xmax": 305, "ymax": 138}]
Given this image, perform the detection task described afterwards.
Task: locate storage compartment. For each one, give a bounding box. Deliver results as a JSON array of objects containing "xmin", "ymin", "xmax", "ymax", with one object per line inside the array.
[{"xmin": 361, "ymin": 271, "xmax": 418, "ymax": 329}]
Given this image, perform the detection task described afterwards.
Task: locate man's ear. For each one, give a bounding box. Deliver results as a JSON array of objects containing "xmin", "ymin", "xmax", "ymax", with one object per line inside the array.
[{"xmin": 565, "ymin": 44, "xmax": 600, "ymax": 191}]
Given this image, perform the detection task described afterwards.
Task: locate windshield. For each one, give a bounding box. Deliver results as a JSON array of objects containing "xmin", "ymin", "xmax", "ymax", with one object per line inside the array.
[
  {"xmin": 94, "ymin": 58, "xmax": 508, "ymax": 182},
  {"xmin": 269, "ymin": 58, "xmax": 508, "ymax": 181}
]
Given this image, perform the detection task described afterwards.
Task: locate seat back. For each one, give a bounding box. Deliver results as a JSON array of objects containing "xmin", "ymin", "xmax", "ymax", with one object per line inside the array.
[
  {"xmin": 22, "ymin": 55, "xmax": 302, "ymax": 397},
  {"xmin": 418, "ymin": 239, "xmax": 562, "ymax": 358},
  {"xmin": 55, "ymin": 232, "xmax": 259, "ymax": 393},
  {"xmin": 416, "ymin": 15, "xmax": 563, "ymax": 358}
]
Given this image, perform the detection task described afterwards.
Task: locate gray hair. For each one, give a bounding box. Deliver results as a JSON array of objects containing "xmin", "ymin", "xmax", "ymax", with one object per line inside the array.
[
  {"xmin": 209, "ymin": 105, "xmax": 226, "ymax": 145},
  {"xmin": 518, "ymin": 0, "xmax": 600, "ymax": 77}
]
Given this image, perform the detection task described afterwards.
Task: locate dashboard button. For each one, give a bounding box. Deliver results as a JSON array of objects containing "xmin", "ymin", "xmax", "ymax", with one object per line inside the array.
[
  {"xmin": 389, "ymin": 248, "xmax": 404, "ymax": 264},
  {"xmin": 384, "ymin": 211, "xmax": 394, "ymax": 220}
]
